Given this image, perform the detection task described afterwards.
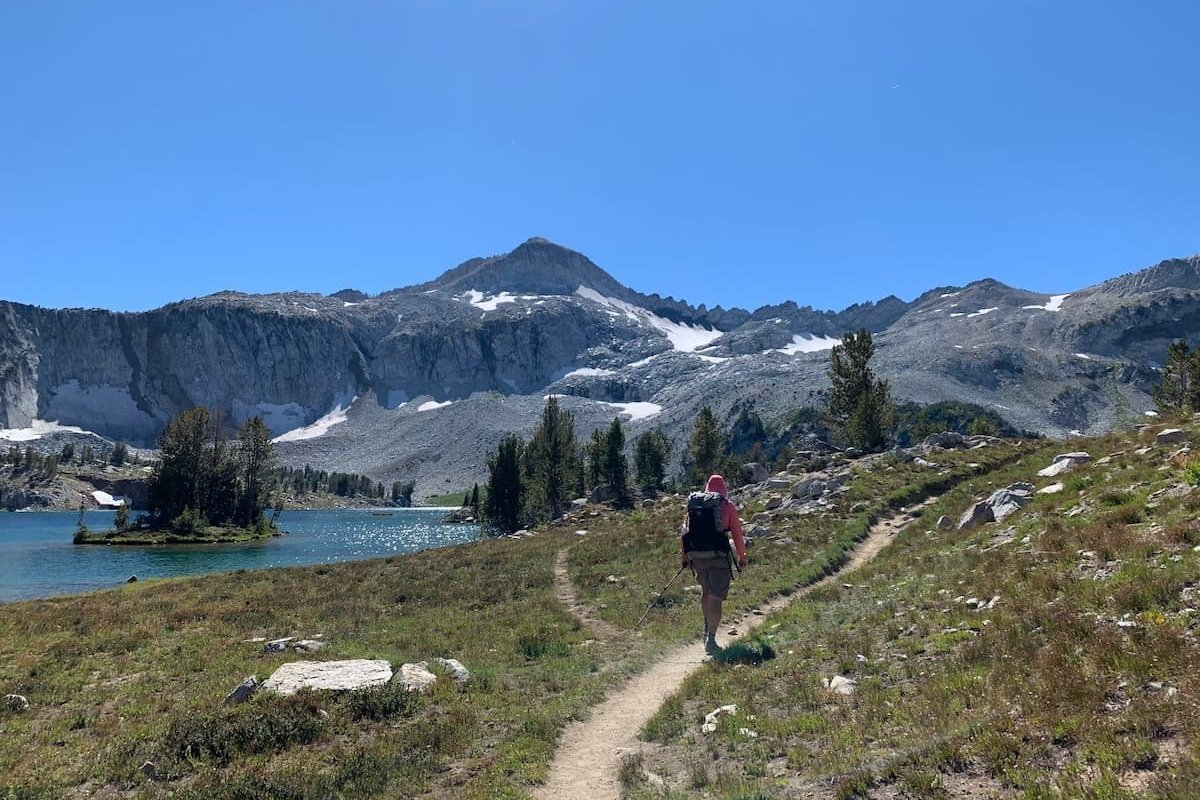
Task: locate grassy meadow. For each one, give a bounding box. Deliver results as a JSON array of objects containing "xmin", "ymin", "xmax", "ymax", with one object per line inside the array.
[
  {"xmin": 629, "ymin": 424, "xmax": 1200, "ymax": 799},
  {"xmin": 0, "ymin": 433, "xmax": 1124, "ymax": 799}
]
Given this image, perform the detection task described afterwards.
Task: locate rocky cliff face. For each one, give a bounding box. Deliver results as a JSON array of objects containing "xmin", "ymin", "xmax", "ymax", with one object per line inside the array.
[
  {"xmin": 1, "ymin": 238, "xmax": 1197, "ymax": 496},
  {"xmin": 0, "ymin": 304, "xmax": 38, "ymax": 429}
]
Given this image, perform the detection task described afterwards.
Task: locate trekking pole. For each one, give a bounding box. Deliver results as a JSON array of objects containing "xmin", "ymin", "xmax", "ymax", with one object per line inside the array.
[{"xmin": 634, "ymin": 563, "xmax": 688, "ymax": 630}]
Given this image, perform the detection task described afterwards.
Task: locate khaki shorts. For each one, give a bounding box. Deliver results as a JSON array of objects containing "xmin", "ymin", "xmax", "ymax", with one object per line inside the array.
[{"xmin": 689, "ymin": 552, "xmax": 733, "ymax": 600}]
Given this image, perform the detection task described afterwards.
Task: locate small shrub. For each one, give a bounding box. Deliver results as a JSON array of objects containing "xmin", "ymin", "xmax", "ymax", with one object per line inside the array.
[
  {"xmin": 342, "ymin": 682, "xmax": 422, "ymax": 722},
  {"xmin": 171, "ymin": 507, "xmax": 208, "ymax": 535},
  {"xmin": 517, "ymin": 634, "xmax": 570, "ymax": 661},
  {"xmin": 161, "ymin": 693, "xmax": 328, "ymax": 768},
  {"xmin": 1183, "ymin": 461, "xmax": 1200, "ymax": 487}
]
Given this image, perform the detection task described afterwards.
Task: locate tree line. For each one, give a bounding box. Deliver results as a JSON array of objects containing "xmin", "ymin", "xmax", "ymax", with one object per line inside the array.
[
  {"xmin": 483, "ymin": 397, "xmax": 674, "ymax": 533},
  {"xmin": 481, "ymin": 328, "xmax": 1012, "ymax": 533},
  {"xmin": 3, "ymin": 440, "xmax": 135, "ymax": 480},
  {"xmin": 277, "ymin": 464, "xmax": 415, "ymax": 506}
]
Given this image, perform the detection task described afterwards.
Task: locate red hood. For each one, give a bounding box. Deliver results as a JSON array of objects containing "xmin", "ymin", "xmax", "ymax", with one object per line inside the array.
[{"xmin": 705, "ymin": 475, "xmax": 728, "ymax": 497}]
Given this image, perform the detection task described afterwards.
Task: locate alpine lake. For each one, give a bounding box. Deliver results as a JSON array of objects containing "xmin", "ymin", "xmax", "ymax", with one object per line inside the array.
[{"xmin": 0, "ymin": 508, "xmax": 479, "ymax": 603}]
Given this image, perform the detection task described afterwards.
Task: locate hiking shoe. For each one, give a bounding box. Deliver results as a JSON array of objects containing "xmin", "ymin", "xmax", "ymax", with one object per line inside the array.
[{"xmin": 705, "ymin": 637, "xmax": 722, "ymax": 656}]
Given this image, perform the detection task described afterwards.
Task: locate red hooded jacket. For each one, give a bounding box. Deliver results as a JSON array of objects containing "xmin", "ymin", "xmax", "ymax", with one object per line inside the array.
[{"xmin": 681, "ymin": 474, "xmax": 747, "ymax": 561}]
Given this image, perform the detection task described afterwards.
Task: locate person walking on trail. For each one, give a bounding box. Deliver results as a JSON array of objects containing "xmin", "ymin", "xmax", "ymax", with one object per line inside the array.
[{"xmin": 681, "ymin": 474, "xmax": 748, "ymax": 655}]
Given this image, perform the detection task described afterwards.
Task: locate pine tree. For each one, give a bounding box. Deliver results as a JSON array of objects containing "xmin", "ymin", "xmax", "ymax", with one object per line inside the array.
[
  {"xmin": 586, "ymin": 428, "xmax": 606, "ymax": 491},
  {"xmin": 1154, "ymin": 341, "xmax": 1191, "ymax": 414},
  {"xmin": 525, "ymin": 396, "xmax": 580, "ymax": 520},
  {"xmin": 634, "ymin": 429, "xmax": 672, "ymax": 493},
  {"xmin": 603, "ymin": 417, "xmax": 629, "ymax": 505},
  {"xmin": 470, "ymin": 483, "xmax": 481, "ymax": 517},
  {"xmin": 149, "ymin": 407, "xmax": 213, "ymax": 526},
  {"xmin": 484, "ymin": 434, "xmax": 525, "ymax": 533},
  {"xmin": 110, "ymin": 442, "xmax": 128, "ymax": 467},
  {"xmin": 235, "ymin": 415, "xmax": 276, "ymax": 528},
  {"xmin": 827, "ymin": 329, "xmax": 893, "ymax": 452},
  {"xmin": 688, "ymin": 406, "xmax": 725, "ymax": 484}
]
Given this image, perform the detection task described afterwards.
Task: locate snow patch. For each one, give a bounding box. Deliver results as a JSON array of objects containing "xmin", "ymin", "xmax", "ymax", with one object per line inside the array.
[
  {"xmin": 772, "ymin": 334, "xmax": 841, "ymax": 355},
  {"xmin": 603, "ymin": 401, "xmax": 663, "ymax": 422},
  {"xmin": 574, "ymin": 287, "xmax": 722, "ymax": 352},
  {"xmin": 1074, "ymin": 353, "xmax": 1093, "ymax": 361},
  {"xmin": 91, "ymin": 490, "xmax": 125, "ymax": 508},
  {"xmin": 272, "ymin": 394, "xmax": 355, "ymax": 443},
  {"xmin": 1023, "ymin": 293, "xmax": 1070, "ymax": 312},
  {"xmin": 940, "ymin": 292, "xmax": 960, "ymax": 298},
  {"xmin": 385, "ymin": 389, "xmax": 409, "ymax": 410},
  {"xmin": 1145, "ymin": 410, "xmax": 1159, "ymax": 417},
  {"xmin": 417, "ymin": 400, "xmax": 453, "ymax": 412},
  {"xmin": 627, "ymin": 355, "xmax": 662, "ymax": 369},
  {"xmin": 968, "ymin": 307, "xmax": 999, "ymax": 318},
  {"xmin": 0, "ymin": 419, "xmax": 89, "ymax": 442},
  {"xmin": 459, "ymin": 290, "xmax": 545, "ymax": 312},
  {"xmin": 252, "ymin": 401, "xmax": 308, "ymax": 435},
  {"xmin": 564, "ymin": 367, "xmax": 616, "ymax": 378}
]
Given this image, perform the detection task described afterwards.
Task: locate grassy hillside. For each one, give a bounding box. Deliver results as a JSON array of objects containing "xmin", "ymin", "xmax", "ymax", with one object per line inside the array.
[
  {"xmin": 5, "ymin": 426, "xmax": 1186, "ymax": 798},
  {"xmin": 630, "ymin": 423, "xmax": 1200, "ymax": 798}
]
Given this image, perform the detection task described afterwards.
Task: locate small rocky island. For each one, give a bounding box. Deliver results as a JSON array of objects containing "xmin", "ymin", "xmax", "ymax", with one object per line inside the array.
[{"xmin": 74, "ymin": 407, "xmax": 283, "ymax": 546}]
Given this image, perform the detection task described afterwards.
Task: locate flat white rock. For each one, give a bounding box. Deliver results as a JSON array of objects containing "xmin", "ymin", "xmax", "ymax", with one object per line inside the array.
[{"xmin": 261, "ymin": 659, "xmax": 393, "ymax": 695}]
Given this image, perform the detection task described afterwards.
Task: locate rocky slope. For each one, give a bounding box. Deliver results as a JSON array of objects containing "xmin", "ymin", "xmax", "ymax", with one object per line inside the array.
[{"xmin": 1, "ymin": 240, "xmax": 1196, "ymax": 497}]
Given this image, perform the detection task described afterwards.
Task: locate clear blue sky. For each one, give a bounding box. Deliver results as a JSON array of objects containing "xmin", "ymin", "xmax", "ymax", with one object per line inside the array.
[{"xmin": 2, "ymin": 1, "xmax": 1197, "ymax": 312}]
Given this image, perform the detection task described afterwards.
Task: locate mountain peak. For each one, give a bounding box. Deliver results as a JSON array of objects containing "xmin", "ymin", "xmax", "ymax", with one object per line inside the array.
[{"xmin": 423, "ymin": 238, "xmax": 637, "ymax": 301}]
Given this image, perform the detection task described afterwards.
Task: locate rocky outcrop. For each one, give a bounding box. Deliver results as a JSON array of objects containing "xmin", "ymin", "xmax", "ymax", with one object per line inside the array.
[{"xmin": 261, "ymin": 659, "xmax": 393, "ymax": 695}]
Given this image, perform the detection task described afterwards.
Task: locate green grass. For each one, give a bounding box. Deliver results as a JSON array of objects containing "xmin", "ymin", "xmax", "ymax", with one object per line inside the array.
[
  {"xmin": 0, "ymin": 437, "xmax": 1047, "ymax": 798},
  {"xmin": 629, "ymin": 425, "xmax": 1200, "ymax": 798},
  {"xmin": 422, "ymin": 486, "xmax": 488, "ymax": 507}
]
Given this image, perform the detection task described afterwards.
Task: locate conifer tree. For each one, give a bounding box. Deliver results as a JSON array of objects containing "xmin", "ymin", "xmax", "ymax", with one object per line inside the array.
[
  {"xmin": 634, "ymin": 429, "xmax": 672, "ymax": 493},
  {"xmin": 688, "ymin": 405, "xmax": 725, "ymax": 484},
  {"xmin": 484, "ymin": 434, "xmax": 525, "ymax": 533},
  {"xmin": 525, "ymin": 396, "xmax": 580, "ymax": 520},
  {"xmin": 1155, "ymin": 341, "xmax": 1195, "ymax": 414},
  {"xmin": 235, "ymin": 415, "xmax": 275, "ymax": 528},
  {"xmin": 603, "ymin": 417, "xmax": 629, "ymax": 505},
  {"xmin": 827, "ymin": 329, "xmax": 893, "ymax": 452}
]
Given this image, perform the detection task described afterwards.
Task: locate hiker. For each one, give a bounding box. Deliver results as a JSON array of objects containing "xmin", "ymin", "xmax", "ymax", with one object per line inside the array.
[{"xmin": 681, "ymin": 474, "xmax": 747, "ymax": 655}]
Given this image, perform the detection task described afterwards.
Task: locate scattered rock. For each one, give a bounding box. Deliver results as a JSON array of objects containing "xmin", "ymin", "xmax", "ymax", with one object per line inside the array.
[
  {"xmin": 765, "ymin": 496, "xmax": 783, "ymax": 510},
  {"xmin": 223, "ymin": 676, "xmax": 259, "ymax": 705},
  {"xmin": 743, "ymin": 462, "xmax": 770, "ymax": 483},
  {"xmin": 936, "ymin": 515, "xmax": 952, "ymax": 530},
  {"xmin": 766, "ymin": 478, "xmax": 791, "ymax": 489},
  {"xmin": 825, "ymin": 675, "xmax": 857, "ymax": 695},
  {"xmin": 393, "ymin": 662, "xmax": 439, "ymax": 693},
  {"xmin": 575, "ymin": 529, "xmax": 588, "ymax": 536},
  {"xmin": 701, "ymin": 704, "xmax": 738, "ymax": 733},
  {"xmin": 570, "ymin": 498, "xmax": 588, "ymax": 512},
  {"xmin": 263, "ymin": 637, "xmax": 296, "ymax": 654},
  {"xmin": 924, "ymin": 431, "xmax": 965, "ymax": 450},
  {"xmin": 261, "ymin": 659, "xmax": 393, "ymax": 695},
  {"xmin": 125, "ymin": 575, "xmax": 138, "ymax": 583},
  {"xmin": 139, "ymin": 761, "xmax": 158, "ymax": 781},
  {"xmin": 958, "ymin": 483, "xmax": 1033, "ymax": 530},
  {"xmin": 3, "ymin": 694, "xmax": 29, "ymax": 712},
  {"xmin": 1038, "ymin": 482, "xmax": 1065, "ymax": 494},
  {"xmin": 1037, "ymin": 452, "xmax": 1091, "ymax": 477},
  {"xmin": 293, "ymin": 639, "xmax": 326, "ymax": 653},
  {"xmin": 433, "ymin": 657, "xmax": 470, "ymax": 685},
  {"xmin": 1157, "ymin": 428, "xmax": 1188, "ymax": 445},
  {"xmin": 641, "ymin": 498, "xmax": 655, "ymax": 508}
]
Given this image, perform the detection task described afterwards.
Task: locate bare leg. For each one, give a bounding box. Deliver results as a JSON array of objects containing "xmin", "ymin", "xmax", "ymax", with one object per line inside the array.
[{"xmin": 702, "ymin": 593, "xmax": 723, "ymax": 644}]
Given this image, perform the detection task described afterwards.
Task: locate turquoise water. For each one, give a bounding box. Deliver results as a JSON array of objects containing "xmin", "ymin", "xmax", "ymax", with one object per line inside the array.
[{"xmin": 0, "ymin": 509, "xmax": 479, "ymax": 603}]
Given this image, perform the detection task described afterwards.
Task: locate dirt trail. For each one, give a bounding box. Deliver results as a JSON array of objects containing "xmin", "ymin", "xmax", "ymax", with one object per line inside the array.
[
  {"xmin": 553, "ymin": 549, "xmax": 623, "ymax": 640},
  {"xmin": 534, "ymin": 499, "xmax": 936, "ymax": 800}
]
